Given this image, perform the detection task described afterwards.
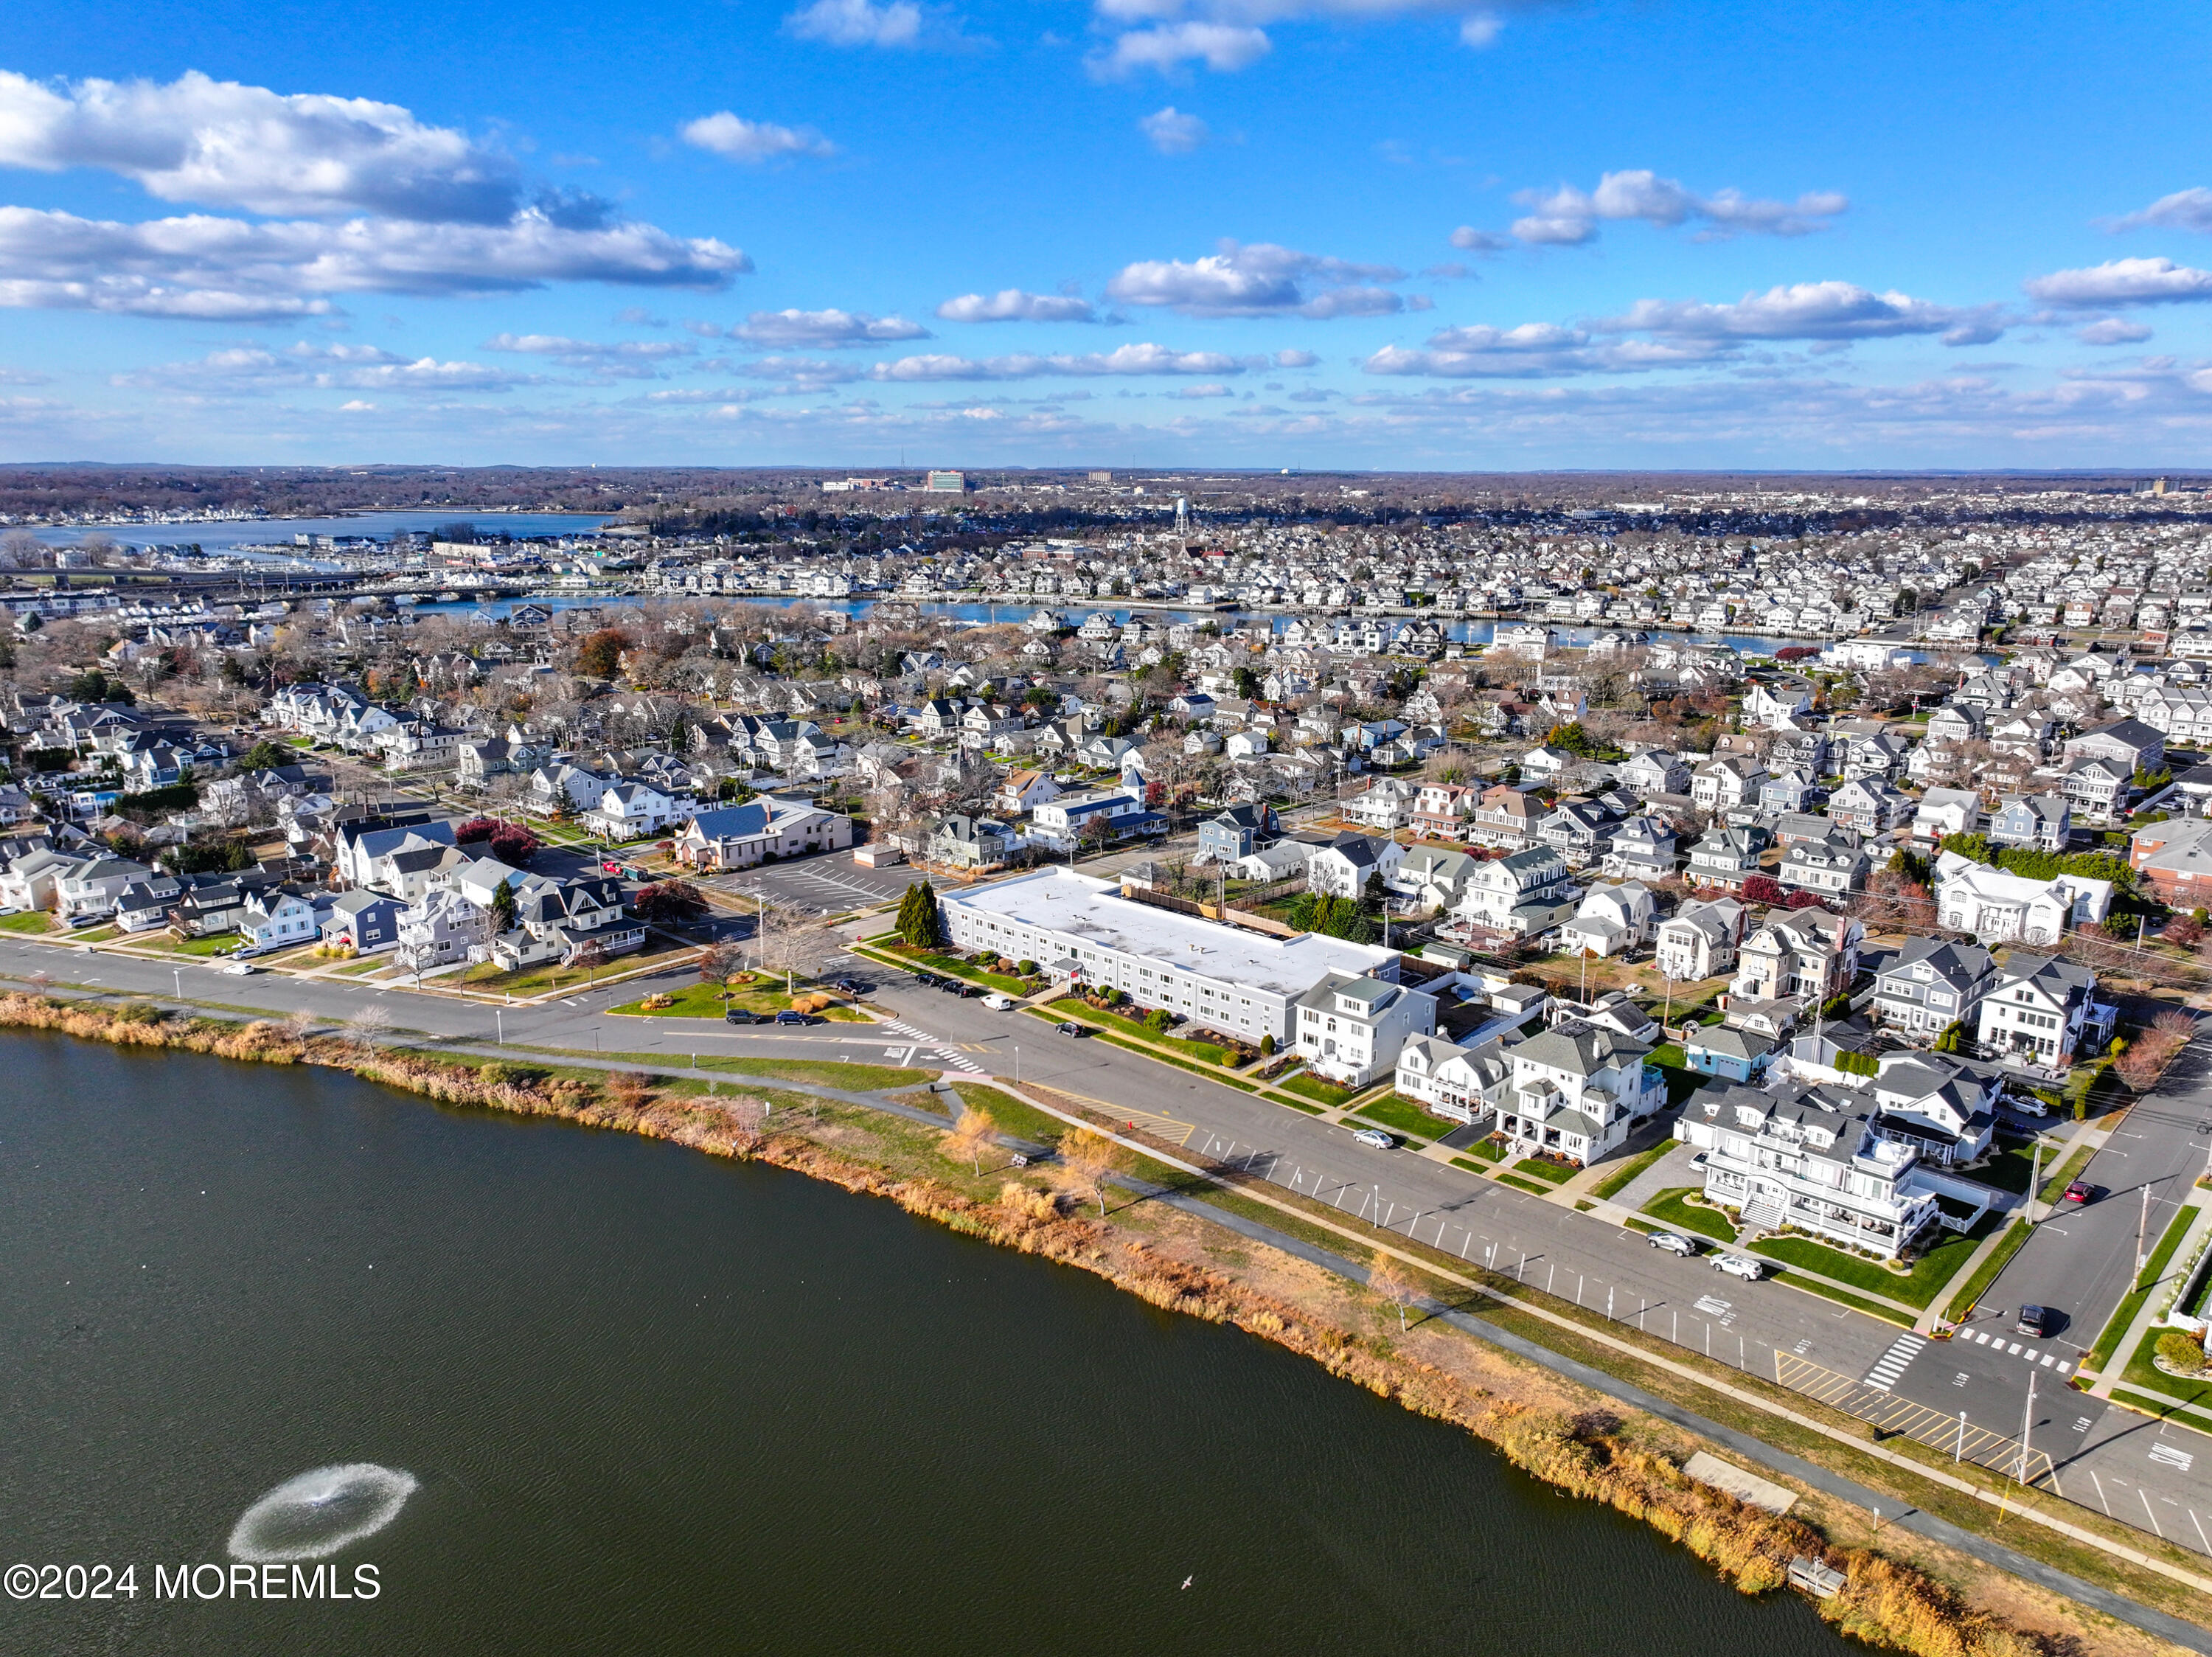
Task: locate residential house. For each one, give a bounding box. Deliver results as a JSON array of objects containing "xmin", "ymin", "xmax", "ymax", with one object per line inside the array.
[
  {"xmin": 1453, "ymin": 846, "xmax": 1576, "ymax": 935},
  {"xmin": 1828, "ymin": 777, "xmax": 1909, "ymax": 836},
  {"xmin": 2131, "ymin": 815, "xmax": 2212, "ymax": 905},
  {"xmin": 1601, "ymin": 815, "xmax": 1678, "ymax": 882},
  {"xmin": 1913, "ymin": 787, "xmax": 1983, "ymax": 844},
  {"xmin": 1871, "ymin": 936, "xmax": 1996, "ymax": 1038},
  {"xmin": 1198, "ymin": 803, "xmax": 1277, "ymax": 864},
  {"xmin": 669, "ymin": 799, "xmax": 854, "ymax": 871},
  {"xmin": 237, "ymin": 887, "xmax": 319, "ymax": 953},
  {"xmin": 113, "ymin": 875, "xmax": 184, "ymax": 933},
  {"xmin": 1779, "ymin": 830, "xmax": 1868, "ymax": 898},
  {"xmin": 582, "ymin": 779, "xmax": 682, "ymax": 841},
  {"xmin": 55, "ymin": 853, "xmax": 151, "ymax": 919},
  {"xmin": 1731, "ymin": 909, "xmax": 1863, "ymax": 1005},
  {"xmin": 2056, "ymin": 754, "xmax": 2134, "ymax": 826},
  {"xmin": 1682, "ymin": 1026, "xmax": 1775, "ymax": 1084},
  {"xmin": 1307, "ymin": 832, "xmax": 1406, "ymax": 900},
  {"xmin": 486, "ymin": 876, "xmax": 644, "ymax": 970},
  {"xmin": 1933, "ymin": 850, "xmax": 2111, "ymax": 945},
  {"xmin": 321, "ymin": 890, "xmax": 406, "ymax": 954},
  {"xmin": 992, "ymin": 768, "xmax": 1061, "ymax": 819},
  {"xmin": 1293, "ymin": 971, "xmax": 1438, "ymax": 1086},
  {"xmin": 1493, "ymin": 1018, "xmax": 1666, "ymax": 1164},
  {"xmin": 393, "ymin": 887, "xmax": 493, "ymax": 976},
  {"xmin": 1394, "ymin": 1034, "xmax": 1512, "ymax": 1125},
  {"xmin": 2065, "ymin": 717, "xmax": 2165, "ymax": 777},
  {"xmin": 1677, "ymin": 1083, "xmax": 1939, "ymax": 1259},
  {"xmin": 1973, "ymin": 953, "xmax": 2115, "ymax": 1071},
  {"xmin": 1656, "ymin": 896, "xmax": 1747, "ymax": 984},
  {"xmin": 1030, "ymin": 788, "xmax": 1155, "ymax": 852},
  {"xmin": 1685, "ymin": 825, "xmax": 1766, "ymax": 891},
  {"xmin": 1410, "ymin": 782, "xmax": 1478, "ymax": 840},
  {"xmin": 1391, "ymin": 846, "xmax": 1482, "ymax": 910},
  {"xmin": 1554, "ymin": 880, "xmax": 1655, "ymax": 957},
  {"xmin": 1537, "ymin": 799, "xmax": 1619, "ymax": 868},
  {"xmin": 1988, "ymin": 793, "xmax": 2070, "ymax": 852},
  {"xmin": 1618, "ymin": 749, "xmax": 1691, "ymax": 796},
  {"xmin": 1691, "ymin": 755, "xmax": 1766, "ymax": 813},
  {"xmin": 928, "ymin": 815, "xmax": 1017, "ymax": 869},
  {"xmin": 1343, "ymin": 777, "xmax": 1419, "ymax": 831}
]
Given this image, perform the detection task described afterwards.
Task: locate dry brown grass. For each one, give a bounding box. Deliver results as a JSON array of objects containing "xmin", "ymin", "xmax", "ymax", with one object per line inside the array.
[{"xmin": 0, "ymin": 990, "xmax": 2121, "ymax": 1657}]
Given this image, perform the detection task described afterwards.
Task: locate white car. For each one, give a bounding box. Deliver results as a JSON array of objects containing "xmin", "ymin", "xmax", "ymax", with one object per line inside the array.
[
  {"xmin": 220, "ymin": 960, "xmax": 260, "ymax": 976},
  {"xmin": 981, "ymin": 992, "xmax": 1016, "ymax": 1012},
  {"xmin": 1713, "ymin": 1254, "xmax": 1765, "ymax": 1282},
  {"xmin": 1647, "ymin": 1231, "xmax": 1698, "ymax": 1257},
  {"xmin": 2010, "ymin": 1094, "xmax": 2049, "ymax": 1118},
  {"xmin": 1351, "ymin": 1128, "xmax": 1396, "ymax": 1149}
]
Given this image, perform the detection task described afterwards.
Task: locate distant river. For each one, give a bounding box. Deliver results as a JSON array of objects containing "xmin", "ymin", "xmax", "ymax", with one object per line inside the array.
[{"xmin": 0, "ymin": 1035, "xmax": 1853, "ymax": 1656}]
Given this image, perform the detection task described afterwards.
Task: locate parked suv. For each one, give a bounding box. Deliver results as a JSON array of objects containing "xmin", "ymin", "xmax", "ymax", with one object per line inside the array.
[
  {"xmin": 723, "ymin": 1010, "xmax": 765, "ymax": 1026},
  {"xmin": 1713, "ymin": 1254, "xmax": 1765, "ymax": 1282},
  {"xmin": 1647, "ymin": 1232, "xmax": 1699, "ymax": 1257},
  {"xmin": 774, "ymin": 1010, "xmax": 820, "ymax": 1026}
]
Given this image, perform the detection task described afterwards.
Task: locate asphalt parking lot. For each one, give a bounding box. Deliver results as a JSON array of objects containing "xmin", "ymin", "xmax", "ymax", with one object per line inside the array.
[{"xmin": 712, "ymin": 851, "xmax": 925, "ymax": 916}]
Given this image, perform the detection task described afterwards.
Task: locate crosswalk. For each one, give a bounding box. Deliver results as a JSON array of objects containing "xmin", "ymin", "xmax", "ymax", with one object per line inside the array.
[
  {"xmin": 1957, "ymin": 1324, "xmax": 2075, "ymax": 1375},
  {"xmin": 1862, "ymin": 1332, "xmax": 1927, "ymax": 1391},
  {"xmin": 876, "ymin": 1018, "xmax": 988, "ymax": 1077}
]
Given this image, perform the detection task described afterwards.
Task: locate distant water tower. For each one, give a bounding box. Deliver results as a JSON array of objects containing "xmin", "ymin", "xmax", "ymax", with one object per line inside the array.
[{"xmin": 1175, "ymin": 496, "xmax": 1190, "ymax": 532}]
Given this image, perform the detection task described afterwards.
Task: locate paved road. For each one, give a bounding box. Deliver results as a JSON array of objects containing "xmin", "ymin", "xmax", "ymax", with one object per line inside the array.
[{"xmin": 21, "ymin": 926, "xmax": 2212, "ymax": 1554}]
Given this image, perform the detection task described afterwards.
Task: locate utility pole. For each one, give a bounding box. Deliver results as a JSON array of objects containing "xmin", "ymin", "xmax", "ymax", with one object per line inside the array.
[
  {"xmin": 2139, "ymin": 1183, "xmax": 2153, "ymax": 1273},
  {"xmin": 2028, "ymin": 1138, "xmax": 2043, "ymax": 1224},
  {"xmin": 2018, "ymin": 1369, "xmax": 2038, "ymax": 1490}
]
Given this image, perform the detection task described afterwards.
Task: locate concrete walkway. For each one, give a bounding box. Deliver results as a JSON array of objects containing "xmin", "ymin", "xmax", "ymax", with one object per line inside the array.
[{"xmin": 2091, "ymin": 1188, "xmax": 2212, "ymax": 1408}]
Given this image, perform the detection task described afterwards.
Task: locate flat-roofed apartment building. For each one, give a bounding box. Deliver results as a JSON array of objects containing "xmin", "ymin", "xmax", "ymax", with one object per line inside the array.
[{"xmin": 938, "ymin": 866, "xmax": 1399, "ymax": 1046}]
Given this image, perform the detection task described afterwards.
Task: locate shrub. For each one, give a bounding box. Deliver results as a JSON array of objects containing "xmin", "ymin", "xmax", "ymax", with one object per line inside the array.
[
  {"xmin": 2157, "ymin": 1330, "xmax": 2207, "ymax": 1375},
  {"xmin": 1260, "ymin": 1034, "xmax": 1276, "ymax": 1057},
  {"xmin": 1144, "ymin": 1008, "xmax": 1172, "ymax": 1034},
  {"xmin": 1017, "ymin": 959, "xmax": 1037, "ymax": 976}
]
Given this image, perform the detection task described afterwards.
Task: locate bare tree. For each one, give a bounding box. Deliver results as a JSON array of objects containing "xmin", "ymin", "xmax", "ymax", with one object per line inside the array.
[
  {"xmin": 342, "ymin": 1004, "xmax": 392, "ymax": 1048},
  {"xmin": 943, "ymin": 1102, "xmax": 1000, "ymax": 1176},
  {"xmin": 1368, "ymin": 1249, "xmax": 1420, "ymax": 1333},
  {"xmin": 696, "ymin": 939, "xmax": 747, "ymax": 993},
  {"xmin": 570, "ymin": 940, "xmax": 608, "ymax": 986},
  {"xmin": 281, "ymin": 1007, "xmax": 316, "ymax": 1043},
  {"xmin": 1053, "ymin": 1125, "xmax": 1119, "ymax": 1216}
]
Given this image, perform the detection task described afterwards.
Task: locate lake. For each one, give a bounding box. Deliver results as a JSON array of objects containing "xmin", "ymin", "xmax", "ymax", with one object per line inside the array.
[{"xmin": 0, "ymin": 1035, "xmax": 1854, "ymax": 1655}]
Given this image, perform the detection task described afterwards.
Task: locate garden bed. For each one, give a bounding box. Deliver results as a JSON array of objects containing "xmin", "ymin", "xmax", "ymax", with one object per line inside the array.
[{"xmin": 1750, "ymin": 1214, "xmax": 1998, "ymax": 1310}]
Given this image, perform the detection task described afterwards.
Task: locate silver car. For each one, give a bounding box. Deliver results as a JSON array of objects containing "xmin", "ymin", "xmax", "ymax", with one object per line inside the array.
[
  {"xmin": 1351, "ymin": 1128, "xmax": 1395, "ymax": 1149},
  {"xmin": 1647, "ymin": 1231, "xmax": 1698, "ymax": 1257},
  {"xmin": 1713, "ymin": 1254, "xmax": 1765, "ymax": 1282}
]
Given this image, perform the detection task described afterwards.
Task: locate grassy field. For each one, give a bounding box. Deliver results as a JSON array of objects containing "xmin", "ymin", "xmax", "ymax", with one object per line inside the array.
[
  {"xmin": 2113, "ymin": 1336, "xmax": 2212, "ymax": 1417},
  {"xmin": 1348, "ymin": 1094, "xmax": 1445, "ymax": 1142},
  {"xmin": 1589, "ymin": 1141, "xmax": 1674, "ymax": 1202},
  {"xmin": 1055, "ymin": 1002, "xmax": 1245, "ymax": 1066},
  {"xmin": 126, "ymin": 930, "xmax": 243, "ymax": 956},
  {"xmin": 1641, "ymin": 1186, "xmax": 1737, "ymax": 1243},
  {"xmin": 608, "ymin": 979, "xmax": 864, "ymax": 1020},
  {"xmin": 696, "ymin": 1055, "xmax": 934, "ymax": 1092},
  {"xmin": 455, "ymin": 942, "xmax": 695, "ymax": 996},
  {"xmin": 1493, "ymin": 1173, "xmax": 1550, "ymax": 1195},
  {"xmin": 947, "ymin": 1081, "xmax": 1069, "ymax": 1145},
  {"xmin": 864, "ymin": 943, "xmax": 1032, "ymax": 996}
]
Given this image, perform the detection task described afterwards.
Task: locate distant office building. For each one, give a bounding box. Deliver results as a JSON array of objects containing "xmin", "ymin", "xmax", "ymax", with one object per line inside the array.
[
  {"xmin": 925, "ymin": 470, "xmax": 967, "ymax": 493},
  {"xmin": 1088, "ymin": 470, "xmax": 1113, "ymax": 482}
]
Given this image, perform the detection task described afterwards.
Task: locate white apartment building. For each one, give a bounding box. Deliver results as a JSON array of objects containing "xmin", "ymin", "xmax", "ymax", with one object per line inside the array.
[
  {"xmin": 1293, "ymin": 971, "xmax": 1436, "ymax": 1085},
  {"xmin": 1933, "ymin": 850, "xmax": 2112, "ymax": 946},
  {"xmin": 937, "ymin": 867, "xmax": 1399, "ymax": 1046}
]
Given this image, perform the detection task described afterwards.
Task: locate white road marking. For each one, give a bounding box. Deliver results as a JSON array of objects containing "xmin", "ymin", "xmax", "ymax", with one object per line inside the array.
[{"xmin": 1863, "ymin": 1332, "xmax": 1927, "ymax": 1392}]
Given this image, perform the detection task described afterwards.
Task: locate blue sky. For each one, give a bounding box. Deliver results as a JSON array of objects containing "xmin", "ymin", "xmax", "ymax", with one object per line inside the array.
[{"xmin": 1, "ymin": 0, "xmax": 2209, "ymax": 470}]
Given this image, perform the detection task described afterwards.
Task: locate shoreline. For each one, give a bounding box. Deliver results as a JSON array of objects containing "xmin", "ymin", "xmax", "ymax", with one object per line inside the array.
[{"xmin": 0, "ymin": 990, "xmax": 2182, "ymax": 1657}]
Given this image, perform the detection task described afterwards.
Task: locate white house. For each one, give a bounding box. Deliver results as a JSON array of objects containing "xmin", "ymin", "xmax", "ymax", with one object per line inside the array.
[
  {"xmin": 1554, "ymin": 880, "xmax": 1655, "ymax": 957},
  {"xmin": 1493, "ymin": 1019, "xmax": 1667, "ymax": 1164},
  {"xmin": 1395, "ymin": 1033, "xmax": 1512, "ymax": 1124},
  {"xmin": 1974, "ymin": 953, "xmax": 2115, "ymax": 1071},
  {"xmin": 1293, "ymin": 971, "xmax": 1437, "ymax": 1085},
  {"xmin": 1656, "ymin": 896, "xmax": 1746, "ymax": 983},
  {"xmin": 1307, "ymin": 832, "xmax": 1406, "ymax": 900},
  {"xmin": 237, "ymin": 886, "xmax": 319, "ymax": 953},
  {"xmin": 1933, "ymin": 850, "xmax": 2111, "ymax": 946},
  {"xmin": 1453, "ymin": 847, "xmax": 1576, "ymax": 934}
]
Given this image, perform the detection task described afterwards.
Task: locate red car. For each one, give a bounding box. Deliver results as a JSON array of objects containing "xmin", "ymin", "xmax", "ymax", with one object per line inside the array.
[{"xmin": 2063, "ymin": 1180, "xmax": 2093, "ymax": 1206}]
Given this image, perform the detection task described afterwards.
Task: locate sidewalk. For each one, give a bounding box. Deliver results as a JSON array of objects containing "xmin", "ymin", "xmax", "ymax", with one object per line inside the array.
[{"xmin": 2090, "ymin": 1188, "xmax": 2212, "ymax": 1410}]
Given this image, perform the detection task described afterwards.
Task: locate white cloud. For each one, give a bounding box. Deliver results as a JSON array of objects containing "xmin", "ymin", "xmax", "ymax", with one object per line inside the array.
[
  {"xmin": 338, "ymin": 399, "xmax": 377, "ymax": 411},
  {"xmin": 1092, "ymin": 22, "xmax": 1272, "ymax": 75},
  {"xmin": 731, "ymin": 355, "xmax": 866, "ymax": 387},
  {"xmin": 1502, "ymin": 170, "xmax": 1847, "ymax": 245},
  {"xmin": 935, "ymin": 289, "xmax": 1098, "ymax": 323},
  {"xmin": 784, "ymin": 0, "xmax": 923, "ymax": 47},
  {"xmin": 1448, "ymin": 226, "xmax": 1509, "ymax": 254},
  {"xmin": 0, "ymin": 68, "xmax": 521, "ymax": 221},
  {"xmin": 1106, "ymin": 239, "xmax": 1406, "ymax": 317},
  {"xmin": 0, "ymin": 205, "xmax": 749, "ymax": 319},
  {"xmin": 1458, "ymin": 12, "xmax": 1501, "ymax": 46},
  {"xmin": 680, "ymin": 113, "xmax": 836, "ymax": 164},
  {"xmin": 1138, "ymin": 106, "xmax": 1209, "ymax": 154},
  {"xmin": 2078, "ymin": 318, "xmax": 2154, "ymax": 346},
  {"xmin": 2109, "ymin": 187, "xmax": 2212, "ymax": 235},
  {"xmin": 1172, "ymin": 382, "xmax": 1234, "ymax": 397},
  {"xmin": 482, "ymin": 333, "xmax": 695, "ymax": 375},
  {"xmin": 1273, "ymin": 348, "xmax": 1318, "ymax": 367},
  {"xmin": 2023, "ymin": 257, "xmax": 2212, "ymax": 309},
  {"xmin": 871, "ymin": 342, "xmax": 1244, "ymax": 379},
  {"xmin": 732, "ymin": 308, "xmax": 931, "ymax": 346},
  {"xmin": 1593, "ymin": 282, "xmax": 1990, "ymax": 342},
  {"xmin": 121, "ymin": 341, "xmax": 534, "ymax": 392}
]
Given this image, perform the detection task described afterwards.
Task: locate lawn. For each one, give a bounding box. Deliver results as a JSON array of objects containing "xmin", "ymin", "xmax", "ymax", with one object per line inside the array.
[
  {"xmin": 1589, "ymin": 1140, "xmax": 1674, "ymax": 1203},
  {"xmin": 608, "ymin": 979, "xmax": 864, "ymax": 1020},
  {"xmin": 947, "ymin": 1082, "xmax": 1069, "ymax": 1145},
  {"xmin": 1280, "ymin": 1071, "xmax": 1357, "ymax": 1107},
  {"xmin": 1494, "ymin": 1173, "xmax": 1550, "ymax": 1195},
  {"xmin": 127, "ymin": 930, "xmax": 246, "ymax": 956},
  {"xmin": 1349, "ymin": 1094, "xmax": 1447, "ymax": 1142},
  {"xmin": 1054, "ymin": 1003, "xmax": 1245, "ymax": 1066},
  {"xmin": 454, "ymin": 942, "xmax": 696, "ymax": 996},
  {"xmin": 2113, "ymin": 1337, "xmax": 2212, "ymax": 1417},
  {"xmin": 1750, "ymin": 1213, "xmax": 2000, "ymax": 1309},
  {"xmin": 2084, "ymin": 1203, "xmax": 2201, "ymax": 1370},
  {"xmin": 1641, "ymin": 1186, "xmax": 1737, "ymax": 1243},
  {"xmin": 696, "ymin": 1055, "xmax": 934, "ymax": 1092},
  {"xmin": 1972, "ymin": 1137, "xmax": 2067, "ymax": 1198},
  {"xmin": 0, "ymin": 911, "xmax": 56, "ymax": 935},
  {"xmin": 863, "ymin": 942, "xmax": 1033, "ymax": 996},
  {"xmin": 1512, "ymin": 1157, "xmax": 1576, "ymax": 1187},
  {"xmin": 1943, "ymin": 1218, "xmax": 2032, "ymax": 1326}
]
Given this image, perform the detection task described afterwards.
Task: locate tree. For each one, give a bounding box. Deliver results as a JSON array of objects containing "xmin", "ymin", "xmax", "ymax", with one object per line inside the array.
[
  {"xmin": 633, "ymin": 880, "xmax": 707, "ymax": 924},
  {"xmin": 239, "ymin": 739, "xmax": 292, "ymax": 771},
  {"xmin": 490, "ymin": 878, "xmax": 518, "ymax": 935},
  {"xmin": 454, "ymin": 815, "xmax": 499, "ymax": 845},
  {"xmin": 897, "ymin": 880, "xmax": 942, "ymax": 948},
  {"xmin": 943, "ymin": 1102, "xmax": 999, "ymax": 1176},
  {"xmin": 697, "ymin": 939, "xmax": 747, "ymax": 991},
  {"xmin": 573, "ymin": 627, "xmax": 631, "ymax": 679},
  {"xmin": 1368, "ymin": 1249, "xmax": 1419, "ymax": 1333},
  {"xmin": 1741, "ymin": 874, "xmax": 1787, "ymax": 906},
  {"xmin": 488, "ymin": 821, "xmax": 543, "ymax": 865},
  {"xmin": 570, "ymin": 940, "xmax": 608, "ymax": 984},
  {"xmin": 1054, "ymin": 1126, "xmax": 1119, "ymax": 1216},
  {"xmin": 342, "ymin": 1004, "xmax": 392, "ymax": 1049}
]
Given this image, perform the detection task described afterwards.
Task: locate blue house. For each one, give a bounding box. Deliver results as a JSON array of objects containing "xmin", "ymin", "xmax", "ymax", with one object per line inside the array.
[
  {"xmin": 322, "ymin": 890, "xmax": 406, "ymax": 954},
  {"xmin": 1198, "ymin": 803, "xmax": 1276, "ymax": 864},
  {"xmin": 1682, "ymin": 1026, "xmax": 1775, "ymax": 1083}
]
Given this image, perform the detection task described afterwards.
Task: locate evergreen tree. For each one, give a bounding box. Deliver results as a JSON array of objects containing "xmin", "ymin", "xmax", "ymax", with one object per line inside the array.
[
  {"xmin": 491, "ymin": 878, "xmax": 518, "ymax": 935},
  {"xmin": 910, "ymin": 879, "xmax": 942, "ymax": 948}
]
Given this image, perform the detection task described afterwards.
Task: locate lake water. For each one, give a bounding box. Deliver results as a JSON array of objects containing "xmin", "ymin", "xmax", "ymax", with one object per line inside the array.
[
  {"xmin": 28, "ymin": 510, "xmax": 616, "ymax": 554},
  {"xmin": 0, "ymin": 1035, "xmax": 1854, "ymax": 1656}
]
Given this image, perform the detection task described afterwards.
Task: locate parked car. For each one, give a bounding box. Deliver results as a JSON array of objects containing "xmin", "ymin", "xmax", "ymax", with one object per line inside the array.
[
  {"xmin": 1055, "ymin": 1021, "xmax": 1089, "ymax": 1037},
  {"xmin": 2016, "ymin": 1303, "xmax": 2053, "ymax": 1338},
  {"xmin": 773, "ymin": 1010, "xmax": 820, "ymax": 1026},
  {"xmin": 723, "ymin": 1010, "xmax": 765, "ymax": 1026},
  {"xmin": 914, "ymin": 973, "xmax": 942, "ymax": 988},
  {"xmin": 834, "ymin": 977, "xmax": 871, "ymax": 996},
  {"xmin": 220, "ymin": 960, "xmax": 259, "ymax": 976},
  {"xmin": 2009, "ymin": 1094, "xmax": 2049, "ymax": 1118},
  {"xmin": 1351, "ymin": 1128, "xmax": 1396, "ymax": 1149},
  {"xmin": 2063, "ymin": 1180, "xmax": 2094, "ymax": 1206},
  {"xmin": 1648, "ymin": 1232, "xmax": 1699, "ymax": 1257},
  {"xmin": 981, "ymin": 993, "xmax": 1016, "ymax": 1012},
  {"xmin": 950, "ymin": 983, "xmax": 979, "ymax": 998},
  {"xmin": 1714, "ymin": 1254, "xmax": 1765, "ymax": 1282}
]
